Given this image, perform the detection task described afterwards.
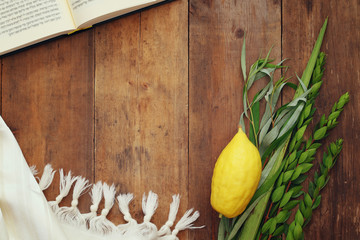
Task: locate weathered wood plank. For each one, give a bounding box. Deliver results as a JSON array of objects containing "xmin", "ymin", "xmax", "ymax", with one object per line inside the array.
[
  {"xmin": 282, "ymin": 0, "xmax": 360, "ymax": 239},
  {"xmin": 94, "ymin": 0, "xmax": 189, "ymax": 232},
  {"xmin": 189, "ymin": 0, "xmax": 281, "ymax": 238},
  {"xmin": 1, "ymin": 31, "xmax": 95, "ymax": 211}
]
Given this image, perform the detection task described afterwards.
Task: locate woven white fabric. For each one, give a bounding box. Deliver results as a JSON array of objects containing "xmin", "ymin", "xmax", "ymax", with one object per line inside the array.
[{"xmin": 0, "ymin": 116, "xmax": 201, "ymax": 240}]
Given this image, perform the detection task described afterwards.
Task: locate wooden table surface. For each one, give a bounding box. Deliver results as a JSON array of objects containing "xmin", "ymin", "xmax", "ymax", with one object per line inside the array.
[{"xmin": 1, "ymin": 0, "xmax": 359, "ymax": 239}]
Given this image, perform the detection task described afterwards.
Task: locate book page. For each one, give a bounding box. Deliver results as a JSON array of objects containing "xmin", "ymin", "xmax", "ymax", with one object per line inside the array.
[
  {"xmin": 67, "ymin": 0, "xmax": 164, "ymax": 28},
  {"xmin": 0, "ymin": 0, "xmax": 76, "ymax": 55}
]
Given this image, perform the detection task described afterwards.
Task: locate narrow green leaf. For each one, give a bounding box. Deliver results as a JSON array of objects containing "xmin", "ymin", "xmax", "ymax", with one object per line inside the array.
[
  {"xmin": 279, "ymin": 103, "xmax": 305, "ymax": 137},
  {"xmin": 295, "ymin": 210, "xmax": 304, "ymax": 225},
  {"xmin": 298, "ymin": 152, "xmax": 309, "ymax": 164},
  {"xmin": 296, "ymin": 125, "xmax": 307, "ymax": 141},
  {"xmin": 293, "ymin": 223, "xmax": 303, "ymax": 240},
  {"xmin": 319, "ymin": 114, "xmax": 326, "ymax": 127},
  {"xmin": 287, "ymin": 230, "xmax": 295, "ymax": 240},
  {"xmin": 288, "ymin": 160, "xmax": 298, "ymax": 170},
  {"xmin": 276, "ymin": 173, "xmax": 284, "ymax": 187},
  {"xmin": 269, "ymin": 218, "xmax": 277, "ymax": 234},
  {"xmin": 253, "ymin": 81, "xmax": 272, "ymax": 104},
  {"xmin": 324, "ymin": 154, "xmax": 333, "ymax": 169},
  {"xmin": 308, "ymin": 181, "xmax": 315, "ymax": 197},
  {"xmin": 223, "ymin": 216, "xmax": 231, "ymax": 234},
  {"xmin": 330, "ymin": 142, "xmax": 339, "ymax": 155},
  {"xmin": 283, "ymin": 200, "xmax": 300, "ymax": 210},
  {"xmin": 276, "ymin": 210, "xmax": 290, "ymax": 223},
  {"xmin": 303, "ymin": 207, "xmax": 312, "ymax": 220},
  {"xmin": 312, "ymin": 195, "xmax": 322, "ymax": 209},
  {"xmin": 300, "ymin": 163, "xmax": 313, "ymax": 174},
  {"xmin": 272, "ymin": 185, "xmax": 286, "ymax": 203},
  {"xmin": 316, "ymin": 175, "xmax": 326, "ymax": 188},
  {"xmin": 241, "ymin": 36, "xmax": 246, "ymax": 81},
  {"xmin": 328, "ymin": 111, "xmax": 340, "ymax": 121},
  {"xmin": 289, "ymin": 185, "xmax": 303, "ymax": 197},
  {"xmin": 304, "ymin": 103, "xmax": 313, "ymax": 118},
  {"xmin": 324, "ymin": 176, "xmax": 331, "ymax": 189},
  {"xmin": 261, "ymin": 218, "xmax": 273, "ymax": 233},
  {"xmin": 239, "ymin": 112, "xmax": 246, "ymax": 132},
  {"xmin": 249, "ymin": 94, "xmax": 260, "ymax": 145},
  {"xmin": 292, "ymin": 190, "xmax": 304, "ymax": 199},
  {"xmin": 314, "ymin": 126, "xmax": 327, "ymax": 140},
  {"xmin": 280, "ymin": 191, "xmax": 294, "ymax": 208},
  {"xmin": 261, "ymin": 128, "xmax": 293, "ymax": 162},
  {"xmin": 337, "ymin": 92, "xmax": 350, "ymax": 108},
  {"xmin": 309, "ymin": 143, "xmax": 322, "ymax": 149},
  {"xmin": 304, "ymin": 194, "xmax": 313, "ymax": 208},
  {"xmin": 313, "ymin": 186, "xmax": 320, "ymax": 200},
  {"xmin": 243, "ymin": 86, "xmax": 248, "ymax": 118},
  {"xmin": 259, "ymin": 125, "xmax": 280, "ymax": 155},
  {"xmin": 291, "ymin": 166, "xmax": 303, "ymax": 181},
  {"xmin": 273, "ymin": 225, "xmax": 286, "ymax": 236},
  {"xmin": 283, "ymin": 170, "xmax": 294, "ymax": 183},
  {"xmin": 271, "ymin": 81, "xmax": 288, "ymax": 111},
  {"xmin": 289, "ymin": 136, "xmax": 297, "ymax": 153},
  {"xmin": 259, "ymin": 116, "xmax": 272, "ymax": 146},
  {"xmin": 297, "ymin": 111, "xmax": 305, "ymax": 129},
  {"xmin": 270, "ymin": 202, "xmax": 281, "ymax": 217},
  {"xmin": 306, "ymin": 148, "xmax": 317, "ymax": 158},
  {"xmin": 309, "ymin": 81, "xmax": 323, "ymax": 96},
  {"xmin": 218, "ymin": 216, "xmax": 226, "ymax": 240},
  {"xmin": 292, "ymin": 174, "xmax": 307, "ymax": 185},
  {"xmin": 288, "ymin": 151, "xmax": 297, "ymax": 163},
  {"xmin": 258, "ymin": 144, "xmax": 286, "ymax": 188},
  {"xmin": 331, "ymin": 102, "xmax": 338, "ymax": 112},
  {"xmin": 227, "ymin": 194, "xmax": 265, "ymax": 239},
  {"xmin": 294, "ymin": 139, "xmax": 303, "ymax": 151},
  {"xmin": 299, "ymin": 201, "xmax": 306, "ymax": 214},
  {"xmin": 303, "ymin": 116, "xmax": 313, "ymax": 126}
]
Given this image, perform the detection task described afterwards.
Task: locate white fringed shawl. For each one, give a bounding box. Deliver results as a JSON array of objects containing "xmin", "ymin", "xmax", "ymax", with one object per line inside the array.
[{"xmin": 0, "ymin": 116, "xmax": 201, "ymax": 240}]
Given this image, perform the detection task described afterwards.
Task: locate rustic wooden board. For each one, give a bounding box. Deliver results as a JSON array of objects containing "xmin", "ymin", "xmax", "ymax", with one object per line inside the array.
[
  {"xmin": 1, "ymin": 31, "xmax": 95, "ymax": 211},
  {"xmin": 282, "ymin": 1, "xmax": 360, "ymax": 239},
  {"xmin": 0, "ymin": 0, "xmax": 359, "ymax": 239},
  {"xmin": 189, "ymin": 0, "xmax": 281, "ymax": 238}
]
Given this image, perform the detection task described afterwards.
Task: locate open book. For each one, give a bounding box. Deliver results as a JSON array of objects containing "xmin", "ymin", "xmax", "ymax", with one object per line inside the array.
[{"xmin": 0, "ymin": 0, "xmax": 166, "ymax": 55}]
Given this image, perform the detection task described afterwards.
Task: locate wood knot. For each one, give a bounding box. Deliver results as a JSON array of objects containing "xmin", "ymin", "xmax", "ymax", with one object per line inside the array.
[
  {"xmin": 142, "ymin": 82, "xmax": 149, "ymax": 89},
  {"xmin": 235, "ymin": 28, "xmax": 244, "ymax": 39}
]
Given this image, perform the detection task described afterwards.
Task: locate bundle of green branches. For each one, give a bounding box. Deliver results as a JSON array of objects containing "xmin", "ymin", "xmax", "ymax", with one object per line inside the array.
[{"xmin": 217, "ymin": 18, "xmax": 350, "ymax": 240}]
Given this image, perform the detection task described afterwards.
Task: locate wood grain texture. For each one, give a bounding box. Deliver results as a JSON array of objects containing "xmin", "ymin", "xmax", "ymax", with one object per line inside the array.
[
  {"xmin": 1, "ymin": 31, "xmax": 95, "ymax": 211},
  {"xmin": 189, "ymin": 0, "xmax": 281, "ymax": 238},
  {"xmin": 0, "ymin": 0, "xmax": 359, "ymax": 239},
  {"xmin": 94, "ymin": 0, "xmax": 188, "ymax": 230},
  {"xmin": 282, "ymin": 0, "xmax": 360, "ymax": 239}
]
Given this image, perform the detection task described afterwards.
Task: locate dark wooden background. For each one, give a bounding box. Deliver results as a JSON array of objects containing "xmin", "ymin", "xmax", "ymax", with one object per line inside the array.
[{"xmin": 1, "ymin": 0, "xmax": 359, "ymax": 239}]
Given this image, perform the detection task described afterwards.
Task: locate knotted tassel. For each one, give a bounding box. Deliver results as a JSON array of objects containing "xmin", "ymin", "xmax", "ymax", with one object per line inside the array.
[
  {"xmin": 117, "ymin": 193, "xmax": 138, "ymax": 234},
  {"xmin": 139, "ymin": 191, "xmax": 159, "ymax": 239},
  {"xmin": 161, "ymin": 209, "xmax": 202, "ymax": 240},
  {"xmin": 38, "ymin": 164, "xmax": 56, "ymax": 191},
  {"xmin": 48, "ymin": 169, "xmax": 77, "ymax": 211},
  {"xmin": 29, "ymin": 165, "xmax": 38, "ymax": 176},
  {"xmin": 57, "ymin": 176, "xmax": 90, "ymax": 228},
  {"xmin": 158, "ymin": 194, "xmax": 180, "ymax": 237},
  {"xmin": 89, "ymin": 183, "xmax": 117, "ymax": 234},
  {"xmin": 82, "ymin": 181, "xmax": 103, "ymax": 223}
]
